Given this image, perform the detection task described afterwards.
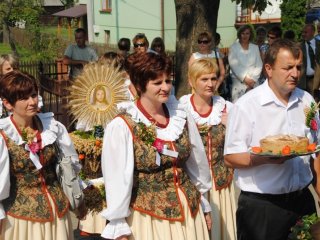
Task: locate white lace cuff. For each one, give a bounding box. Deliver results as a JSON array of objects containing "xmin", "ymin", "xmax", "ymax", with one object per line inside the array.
[
  {"xmin": 0, "ymin": 203, "xmax": 5, "ymax": 220},
  {"xmin": 200, "ymin": 195, "xmax": 211, "ymax": 213},
  {"xmin": 101, "ymin": 218, "xmax": 131, "ymax": 239}
]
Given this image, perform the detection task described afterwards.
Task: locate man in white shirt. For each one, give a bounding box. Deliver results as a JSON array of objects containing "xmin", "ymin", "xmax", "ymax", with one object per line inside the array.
[{"xmin": 224, "ymin": 39, "xmax": 320, "ymax": 240}]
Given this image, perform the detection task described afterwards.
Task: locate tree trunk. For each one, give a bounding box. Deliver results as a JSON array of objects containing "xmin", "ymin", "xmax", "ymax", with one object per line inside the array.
[
  {"xmin": 174, "ymin": 0, "xmax": 220, "ymax": 98},
  {"xmin": 4, "ymin": 23, "xmax": 18, "ymax": 56}
]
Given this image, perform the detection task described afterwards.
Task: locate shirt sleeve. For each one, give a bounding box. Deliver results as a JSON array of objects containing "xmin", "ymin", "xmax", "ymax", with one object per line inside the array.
[
  {"xmin": 100, "ymin": 117, "xmax": 134, "ymax": 239},
  {"xmin": 224, "ymin": 104, "xmax": 252, "ymax": 154},
  {"xmin": 0, "ymin": 136, "xmax": 10, "ymax": 220},
  {"xmin": 90, "ymin": 48, "xmax": 99, "ymax": 61},
  {"xmin": 56, "ymin": 121, "xmax": 81, "ymax": 173},
  {"xmin": 228, "ymin": 43, "xmax": 247, "ymax": 82},
  {"xmin": 64, "ymin": 45, "xmax": 73, "ymax": 58},
  {"xmin": 248, "ymin": 45, "xmax": 263, "ymax": 82},
  {"xmin": 184, "ymin": 112, "xmax": 212, "ymax": 194}
]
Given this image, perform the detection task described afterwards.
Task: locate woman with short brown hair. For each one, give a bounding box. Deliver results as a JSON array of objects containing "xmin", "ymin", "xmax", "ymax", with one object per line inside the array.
[
  {"xmin": 101, "ymin": 52, "xmax": 211, "ymax": 240},
  {"xmin": 0, "ymin": 71, "xmax": 81, "ymax": 240}
]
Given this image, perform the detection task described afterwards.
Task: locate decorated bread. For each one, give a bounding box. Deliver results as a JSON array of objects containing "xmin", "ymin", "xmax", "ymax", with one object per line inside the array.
[{"xmin": 260, "ymin": 134, "xmax": 309, "ymax": 154}]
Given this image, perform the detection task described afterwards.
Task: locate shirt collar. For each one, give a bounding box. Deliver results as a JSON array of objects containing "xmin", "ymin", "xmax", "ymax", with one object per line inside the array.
[{"xmin": 259, "ymin": 80, "xmax": 303, "ymax": 107}]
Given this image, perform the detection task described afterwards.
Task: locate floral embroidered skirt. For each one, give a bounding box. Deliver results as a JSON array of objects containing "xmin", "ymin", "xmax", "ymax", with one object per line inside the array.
[
  {"xmin": 0, "ymin": 194, "xmax": 73, "ymax": 240},
  {"xmin": 79, "ymin": 211, "xmax": 106, "ymax": 234},
  {"xmin": 209, "ymin": 180, "xmax": 237, "ymax": 240},
  {"xmin": 127, "ymin": 188, "xmax": 210, "ymax": 240}
]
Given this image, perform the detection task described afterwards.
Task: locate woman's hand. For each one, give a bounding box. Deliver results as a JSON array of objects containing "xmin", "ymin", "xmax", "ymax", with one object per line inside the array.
[
  {"xmin": 116, "ymin": 235, "xmax": 129, "ymax": 240},
  {"xmin": 74, "ymin": 202, "xmax": 88, "ymax": 220},
  {"xmin": 204, "ymin": 212, "xmax": 212, "ymax": 231}
]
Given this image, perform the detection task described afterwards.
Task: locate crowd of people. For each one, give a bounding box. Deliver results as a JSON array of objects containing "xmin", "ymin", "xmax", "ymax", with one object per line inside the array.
[{"xmin": 0, "ymin": 24, "xmax": 320, "ymax": 240}]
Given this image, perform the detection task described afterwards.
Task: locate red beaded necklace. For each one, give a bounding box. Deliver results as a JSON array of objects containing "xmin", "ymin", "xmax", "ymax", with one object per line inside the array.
[
  {"xmin": 190, "ymin": 94, "xmax": 213, "ymax": 118},
  {"xmin": 136, "ymin": 99, "xmax": 170, "ymax": 128}
]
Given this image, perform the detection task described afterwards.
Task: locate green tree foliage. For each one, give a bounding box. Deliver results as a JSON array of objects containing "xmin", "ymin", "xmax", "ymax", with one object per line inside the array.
[
  {"xmin": 280, "ymin": 0, "xmax": 307, "ymax": 41},
  {"xmin": 0, "ymin": 0, "xmax": 43, "ymax": 55},
  {"xmin": 231, "ymin": 0, "xmax": 270, "ymax": 13}
]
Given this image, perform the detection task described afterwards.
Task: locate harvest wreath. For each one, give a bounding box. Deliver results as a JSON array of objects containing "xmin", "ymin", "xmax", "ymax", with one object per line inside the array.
[
  {"xmin": 69, "ymin": 125, "xmax": 106, "ymax": 213},
  {"xmin": 67, "ymin": 62, "xmax": 128, "ymax": 213}
]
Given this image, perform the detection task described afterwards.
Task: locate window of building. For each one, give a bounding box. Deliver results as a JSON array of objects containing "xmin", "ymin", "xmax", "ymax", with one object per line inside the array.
[
  {"xmin": 105, "ymin": 30, "xmax": 110, "ymax": 44},
  {"xmin": 101, "ymin": 0, "xmax": 112, "ymax": 13}
]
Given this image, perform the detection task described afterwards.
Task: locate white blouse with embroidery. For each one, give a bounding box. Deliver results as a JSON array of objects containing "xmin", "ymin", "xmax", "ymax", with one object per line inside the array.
[
  {"xmin": 0, "ymin": 112, "xmax": 81, "ymax": 220},
  {"xmin": 100, "ymin": 99, "xmax": 212, "ymax": 239},
  {"xmin": 179, "ymin": 94, "xmax": 233, "ymax": 126}
]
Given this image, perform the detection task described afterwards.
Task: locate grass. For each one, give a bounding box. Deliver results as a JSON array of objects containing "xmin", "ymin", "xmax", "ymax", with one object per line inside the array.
[
  {"xmin": 40, "ymin": 25, "xmax": 76, "ymax": 41},
  {"xmin": 0, "ymin": 43, "xmax": 12, "ymax": 54},
  {"xmin": 1, "ymin": 24, "xmax": 76, "ymax": 61},
  {"xmin": 0, "ymin": 43, "xmax": 36, "ymax": 61}
]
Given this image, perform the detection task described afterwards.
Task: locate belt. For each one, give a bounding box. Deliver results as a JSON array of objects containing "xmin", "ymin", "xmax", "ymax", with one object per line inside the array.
[{"xmin": 241, "ymin": 187, "xmax": 309, "ymax": 202}]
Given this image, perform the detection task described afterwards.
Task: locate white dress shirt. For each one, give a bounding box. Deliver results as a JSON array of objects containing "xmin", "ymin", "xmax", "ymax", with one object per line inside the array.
[{"xmin": 224, "ymin": 80, "xmax": 318, "ymax": 194}]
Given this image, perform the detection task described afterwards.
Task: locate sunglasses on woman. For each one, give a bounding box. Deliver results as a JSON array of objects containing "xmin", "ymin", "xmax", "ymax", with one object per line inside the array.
[
  {"xmin": 134, "ymin": 43, "xmax": 146, "ymax": 48},
  {"xmin": 198, "ymin": 40, "xmax": 210, "ymax": 44}
]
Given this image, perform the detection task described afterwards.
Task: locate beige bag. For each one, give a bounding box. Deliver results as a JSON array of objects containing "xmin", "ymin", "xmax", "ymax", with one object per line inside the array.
[{"xmin": 55, "ymin": 143, "xmax": 84, "ymax": 210}]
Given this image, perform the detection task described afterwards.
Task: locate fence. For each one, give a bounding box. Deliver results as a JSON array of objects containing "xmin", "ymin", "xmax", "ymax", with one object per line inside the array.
[{"xmin": 19, "ymin": 59, "xmax": 68, "ymax": 81}]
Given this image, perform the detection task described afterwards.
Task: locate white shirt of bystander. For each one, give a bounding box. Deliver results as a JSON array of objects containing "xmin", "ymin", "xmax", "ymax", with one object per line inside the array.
[{"xmin": 224, "ymin": 80, "xmax": 318, "ymax": 194}]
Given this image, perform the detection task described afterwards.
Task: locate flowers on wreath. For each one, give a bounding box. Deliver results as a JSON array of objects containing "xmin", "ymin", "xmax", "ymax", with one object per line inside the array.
[
  {"xmin": 305, "ymin": 102, "xmax": 319, "ymax": 131},
  {"xmin": 21, "ymin": 127, "xmax": 41, "ymax": 154},
  {"xmin": 70, "ymin": 125, "xmax": 104, "ymax": 163},
  {"xmin": 288, "ymin": 213, "xmax": 320, "ymax": 240},
  {"xmin": 136, "ymin": 121, "xmax": 165, "ymax": 153}
]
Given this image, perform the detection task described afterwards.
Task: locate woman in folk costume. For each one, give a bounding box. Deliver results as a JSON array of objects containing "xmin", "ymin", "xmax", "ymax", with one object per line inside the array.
[
  {"xmin": 100, "ymin": 52, "xmax": 212, "ymax": 240},
  {"xmin": 0, "ymin": 71, "xmax": 81, "ymax": 240},
  {"xmin": 180, "ymin": 58, "xmax": 237, "ymax": 240}
]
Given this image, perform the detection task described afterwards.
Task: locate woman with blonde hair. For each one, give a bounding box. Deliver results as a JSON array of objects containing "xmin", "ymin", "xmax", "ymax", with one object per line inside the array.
[
  {"xmin": 180, "ymin": 58, "xmax": 237, "ymax": 240},
  {"xmin": 0, "ymin": 54, "xmax": 19, "ymax": 75}
]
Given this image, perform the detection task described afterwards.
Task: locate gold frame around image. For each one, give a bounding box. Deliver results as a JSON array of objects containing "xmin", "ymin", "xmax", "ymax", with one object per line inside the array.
[{"xmin": 68, "ymin": 62, "xmax": 128, "ymax": 129}]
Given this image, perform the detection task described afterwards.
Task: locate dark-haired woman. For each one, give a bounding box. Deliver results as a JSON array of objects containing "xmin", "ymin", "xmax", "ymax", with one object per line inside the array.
[
  {"xmin": 100, "ymin": 52, "xmax": 211, "ymax": 240},
  {"xmin": 151, "ymin": 37, "xmax": 166, "ymax": 57},
  {"xmin": 0, "ymin": 71, "xmax": 80, "ymax": 240}
]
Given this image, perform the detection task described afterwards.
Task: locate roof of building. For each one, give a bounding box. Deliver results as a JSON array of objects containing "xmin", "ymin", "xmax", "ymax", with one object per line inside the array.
[{"xmin": 52, "ymin": 4, "xmax": 86, "ymax": 18}]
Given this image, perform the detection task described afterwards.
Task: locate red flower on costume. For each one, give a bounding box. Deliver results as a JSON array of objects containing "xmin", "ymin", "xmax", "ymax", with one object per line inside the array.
[
  {"xmin": 310, "ymin": 119, "xmax": 318, "ymax": 131},
  {"xmin": 152, "ymin": 138, "xmax": 165, "ymax": 153},
  {"xmin": 28, "ymin": 141, "xmax": 41, "ymax": 154}
]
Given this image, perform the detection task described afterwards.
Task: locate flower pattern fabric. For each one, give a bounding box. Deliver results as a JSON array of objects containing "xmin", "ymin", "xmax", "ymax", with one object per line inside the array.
[
  {"xmin": 2, "ymin": 136, "xmax": 69, "ymax": 222},
  {"xmin": 198, "ymin": 124, "xmax": 233, "ymax": 190},
  {"xmin": 121, "ymin": 114, "xmax": 201, "ymax": 221}
]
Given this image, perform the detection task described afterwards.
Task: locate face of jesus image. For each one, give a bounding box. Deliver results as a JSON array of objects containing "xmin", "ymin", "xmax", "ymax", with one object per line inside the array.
[
  {"xmin": 95, "ymin": 89, "xmax": 106, "ymax": 103},
  {"xmin": 92, "ymin": 86, "xmax": 109, "ymax": 110}
]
